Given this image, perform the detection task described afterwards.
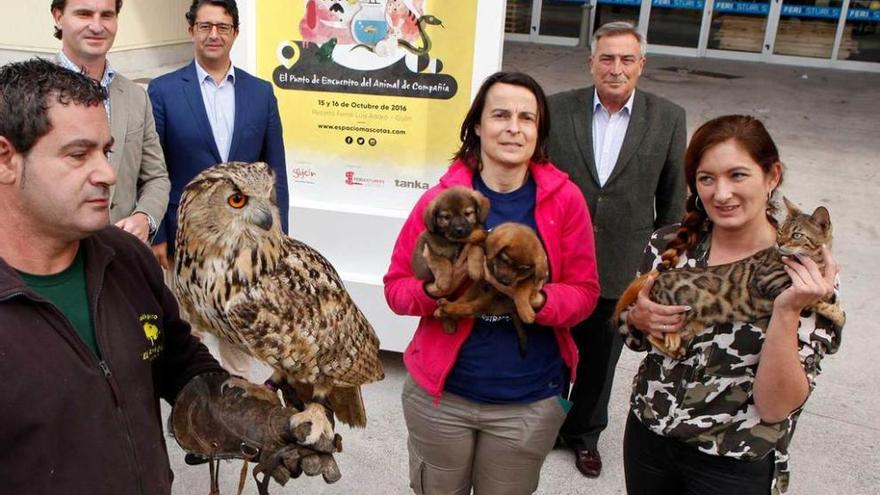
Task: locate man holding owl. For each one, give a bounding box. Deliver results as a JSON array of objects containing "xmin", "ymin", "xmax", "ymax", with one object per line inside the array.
[{"xmin": 0, "ymin": 59, "xmax": 336, "ymax": 495}]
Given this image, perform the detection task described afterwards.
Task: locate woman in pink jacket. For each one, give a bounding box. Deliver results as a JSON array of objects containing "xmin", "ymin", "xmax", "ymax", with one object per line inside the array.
[{"xmin": 384, "ymin": 72, "xmax": 600, "ymax": 494}]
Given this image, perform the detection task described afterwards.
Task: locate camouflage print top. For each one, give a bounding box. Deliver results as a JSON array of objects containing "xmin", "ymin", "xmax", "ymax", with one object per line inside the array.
[{"xmin": 617, "ymin": 225, "xmax": 842, "ymax": 494}]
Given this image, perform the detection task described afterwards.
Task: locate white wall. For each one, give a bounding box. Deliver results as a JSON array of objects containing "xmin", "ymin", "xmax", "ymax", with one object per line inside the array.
[
  {"xmin": 0, "ymin": 0, "xmax": 191, "ymax": 53},
  {"xmin": 0, "ymin": 0, "xmax": 193, "ymax": 72}
]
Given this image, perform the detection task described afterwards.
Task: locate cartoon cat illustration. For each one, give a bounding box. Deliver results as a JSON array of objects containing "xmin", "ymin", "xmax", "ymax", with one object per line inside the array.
[{"xmin": 386, "ymin": 0, "xmax": 425, "ymax": 44}]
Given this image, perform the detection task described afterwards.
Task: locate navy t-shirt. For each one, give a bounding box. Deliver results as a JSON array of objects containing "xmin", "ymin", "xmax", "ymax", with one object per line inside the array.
[{"xmin": 443, "ymin": 173, "xmax": 564, "ymax": 404}]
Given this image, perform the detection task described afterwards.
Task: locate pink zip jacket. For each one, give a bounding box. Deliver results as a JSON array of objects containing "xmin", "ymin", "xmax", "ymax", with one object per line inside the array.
[{"xmin": 384, "ymin": 159, "xmax": 600, "ymax": 399}]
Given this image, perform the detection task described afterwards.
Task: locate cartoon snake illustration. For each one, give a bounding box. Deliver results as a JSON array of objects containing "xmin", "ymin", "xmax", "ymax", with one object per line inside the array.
[{"xmin": 352, "ymin": 15, "xmax": 443, "ymax": 56}]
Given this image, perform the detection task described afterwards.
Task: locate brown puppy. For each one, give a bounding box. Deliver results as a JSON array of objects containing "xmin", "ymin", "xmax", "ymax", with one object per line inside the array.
[
  {"xmin": 435, "ymin": 223, "xmax": 549, "ymax": 357},
  {"xmin": 412, "ymin": 187, "xmax": 490, "ymax": 297}
]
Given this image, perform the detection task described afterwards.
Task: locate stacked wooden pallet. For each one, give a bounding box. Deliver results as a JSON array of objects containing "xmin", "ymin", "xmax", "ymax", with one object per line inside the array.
[
  {"xmin": 712, "ymin": 15, "xmax": 859, "ymax": 58},
  {"xmin": 506, "ymin": 0, "xmax": 531, "ymax": 34},
  {"xmin": 711, "ymin": 15, "xmax": 767, "ymax": 52},
  {"xmin": 775, "ymin": 18, "xmax": 858, "ymax": 58}
]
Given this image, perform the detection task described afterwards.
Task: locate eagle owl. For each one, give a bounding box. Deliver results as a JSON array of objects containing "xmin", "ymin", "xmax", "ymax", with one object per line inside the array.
[{"xmin": 174, "ymin": 161, "xmax": 384, "ymax": 442}]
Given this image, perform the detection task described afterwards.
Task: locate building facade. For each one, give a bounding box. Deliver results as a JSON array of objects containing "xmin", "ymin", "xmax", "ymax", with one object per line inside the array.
[{"xmin": 506, "ymin": 0, "xmax": 880, "ymax": 72}]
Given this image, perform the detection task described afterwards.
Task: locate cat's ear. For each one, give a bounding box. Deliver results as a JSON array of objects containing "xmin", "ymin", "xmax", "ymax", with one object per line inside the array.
[
  {"xmin": 783, "ymin": 196, "xmax": 800, "ymax": 218},
  {"xmin": 811, "ymin": 206, "xmax": 831, "ymax": 232}
]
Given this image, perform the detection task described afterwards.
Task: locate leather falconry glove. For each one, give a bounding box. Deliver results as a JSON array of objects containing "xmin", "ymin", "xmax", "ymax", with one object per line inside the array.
[{"xmin": 171, "ymin": 373, "xmax": 342, "ymax": 495}]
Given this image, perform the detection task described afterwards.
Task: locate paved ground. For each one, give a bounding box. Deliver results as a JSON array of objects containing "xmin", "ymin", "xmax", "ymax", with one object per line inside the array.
[{"xmin": 167, "ymin": 42, "xmax": 880, "ymax": 494}]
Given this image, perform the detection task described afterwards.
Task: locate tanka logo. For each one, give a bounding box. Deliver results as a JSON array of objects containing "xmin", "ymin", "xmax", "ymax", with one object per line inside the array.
[{"xmin": 394, "ymin": 179, "xmax": 429, "ymax": 190}]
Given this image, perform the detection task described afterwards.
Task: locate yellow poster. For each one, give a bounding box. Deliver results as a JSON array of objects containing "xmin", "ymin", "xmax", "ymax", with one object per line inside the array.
[{"xmin": 257, "ymin": 0, "xmax": 478, "ymax": 210}]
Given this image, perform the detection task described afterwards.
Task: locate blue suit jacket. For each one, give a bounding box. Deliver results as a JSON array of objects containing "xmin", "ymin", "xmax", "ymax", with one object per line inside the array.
[{"xmin": 148, "ymin": 61, "xmax": 288, "ymax": 251}]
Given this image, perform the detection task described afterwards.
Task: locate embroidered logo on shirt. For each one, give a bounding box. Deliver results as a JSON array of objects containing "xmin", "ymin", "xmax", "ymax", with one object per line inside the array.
[
  {"xmin": 139, "ymin": 313, "xmax": 163, "ymax": 361},
  {"xmin": 143, "ymin": 322, "xmax": 159, "ymax": 344}
]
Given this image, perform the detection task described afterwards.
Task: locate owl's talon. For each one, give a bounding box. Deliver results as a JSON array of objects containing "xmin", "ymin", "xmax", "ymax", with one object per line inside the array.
[{"xmin": 290, "ymin": 402, "xmax": 335, "ymax": 447}]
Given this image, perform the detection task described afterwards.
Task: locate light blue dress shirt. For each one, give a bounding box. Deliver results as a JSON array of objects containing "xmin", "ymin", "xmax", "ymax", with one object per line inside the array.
[
  {"xmin": 592, "ymin": 89, "xmax": 635, "ymax": 187},
  {"xmin": 195, "ymin": 61, "xmax": 236, "ymax": 162},
  {"xmin": 57, "ymin": 51, "xmax": 116, "ymax": 119}
]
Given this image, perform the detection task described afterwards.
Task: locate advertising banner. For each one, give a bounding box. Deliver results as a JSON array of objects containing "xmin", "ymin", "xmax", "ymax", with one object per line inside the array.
[{"xmin": 256, "ymin": 0, "xmax": 479, "ymax": 211}]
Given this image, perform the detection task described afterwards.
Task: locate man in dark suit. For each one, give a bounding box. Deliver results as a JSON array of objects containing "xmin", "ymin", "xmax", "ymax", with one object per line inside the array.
[
  {"xmin": 547, "ymin": 21, "xmax": 687, "ymax": 478},
  {"xmin": 149, "ymin": 0, "xmax": 288, "ymax": 376}
]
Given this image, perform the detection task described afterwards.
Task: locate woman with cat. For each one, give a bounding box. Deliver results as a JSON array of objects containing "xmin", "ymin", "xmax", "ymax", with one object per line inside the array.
[
  {"xmin": 617, "ymin": 114, "xmax": 842, "ymax": 494},
  {"xmin": 384, "ymin": 72, "xmax": 600, "ymax": 494}
]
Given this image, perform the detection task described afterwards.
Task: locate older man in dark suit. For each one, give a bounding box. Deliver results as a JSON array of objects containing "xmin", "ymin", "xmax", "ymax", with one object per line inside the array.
[{"xmin": 547, "ymin": 21, "xmax": 687, "ymax": 478}]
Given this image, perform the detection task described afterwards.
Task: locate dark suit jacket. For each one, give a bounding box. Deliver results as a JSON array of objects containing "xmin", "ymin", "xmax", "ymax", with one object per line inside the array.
[
  {"xmin": 148, "ymin": 61, "xmax": 288, "ymax": 251},
  {"xmin": 547, "ymin": 87, "xmax": 686, "ymax": 299}
]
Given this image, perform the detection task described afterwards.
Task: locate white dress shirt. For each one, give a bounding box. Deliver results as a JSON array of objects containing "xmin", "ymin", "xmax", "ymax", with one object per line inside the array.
[
  {"xmin": 592, "ymin": 90, "xmax": 635, "ymax": 187},
  {"xmin": 195, "ymin": 61, "xmax": 236, "ymax": 162}
]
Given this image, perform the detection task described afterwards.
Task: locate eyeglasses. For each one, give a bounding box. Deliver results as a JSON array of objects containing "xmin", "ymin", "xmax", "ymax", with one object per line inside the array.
[{"xmin": 194, "ymin": 21, "xmax": 235, "ymax": 35}]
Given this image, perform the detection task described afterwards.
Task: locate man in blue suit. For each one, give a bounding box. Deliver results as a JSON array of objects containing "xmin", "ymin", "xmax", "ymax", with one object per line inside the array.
[{"xmin": 149, "ymin": 0, "xmax": 289, "ymax": 376}]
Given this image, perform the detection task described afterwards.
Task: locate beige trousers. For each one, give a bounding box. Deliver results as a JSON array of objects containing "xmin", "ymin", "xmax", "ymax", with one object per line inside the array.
[
  {"xmin": 162, "ymin": 260, "xmax": 252, "ymax": 377},
  {"xmin": 401, "ymin": 375, "xmax": 567, "ymax": 495}
]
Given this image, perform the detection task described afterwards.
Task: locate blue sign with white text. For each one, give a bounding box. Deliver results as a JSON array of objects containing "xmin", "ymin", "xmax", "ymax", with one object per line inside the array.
[
  {"xmin": 652, "ymin": 0, "xmax": 705, "ymax": 9},
  {"xmin": 597, "ymin": 0, "xmax": 880, "ymax": 21},
  {"xmin": 714, "ymin": 1, "xmax": 770, "ymax": 15},
  {"xmin": 847, "ymin": 8, "xmax": 880, "ymax": 21},
  {"xmin": 597, "ymin": 0, "xmax": 642, "ymax": 6}
]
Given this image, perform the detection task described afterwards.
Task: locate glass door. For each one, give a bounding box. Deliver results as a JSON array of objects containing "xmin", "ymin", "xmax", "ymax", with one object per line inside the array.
[
  {"xmin": 505, "ymin": 0, "xmax": 591, "ymax": 45},
  {"xmin": 595, "ymin": 0, "xmax": 644, "ymax": 29},
  {"xmin": 539, "ymin": 0, "xmax": 590, "ymax": 41},
  {"xmin": 505, "ymin": 0, "xmax": 535, "ymax": 40},
  {"xmin": 647, "ymin": 0, "xmax": 708, "ymax": 49},
  {"xmin": 837, "ymin": 0, "xmax": 880, "ymax": 63},
  {"xmin": 767, "ymin": 0, "xmax": 845, "ymax": 59},
  {"xmin": 707, "ymin": 0, "xmax": 773, "ymax": 54}
]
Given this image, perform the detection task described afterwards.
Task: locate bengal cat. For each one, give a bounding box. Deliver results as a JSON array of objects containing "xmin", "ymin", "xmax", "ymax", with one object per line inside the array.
[{"xmin": 615, "ymin": 197, "xmax": 845, "ymax": 359}]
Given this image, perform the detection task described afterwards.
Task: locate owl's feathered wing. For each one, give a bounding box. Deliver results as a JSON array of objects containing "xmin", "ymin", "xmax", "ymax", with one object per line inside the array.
[
  {"xmin": 174, "ymin": 160, "xmax": 384, "ymax": 428},
  {"xmin": 221, "ymin": 236, "xmax": 384, "ymax": 426}
]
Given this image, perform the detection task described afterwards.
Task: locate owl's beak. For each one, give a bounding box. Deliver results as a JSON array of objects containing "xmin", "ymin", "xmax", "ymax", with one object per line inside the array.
[{"xmin": 252, "ymin": 208, "xmax": 273, "ymax": 231}]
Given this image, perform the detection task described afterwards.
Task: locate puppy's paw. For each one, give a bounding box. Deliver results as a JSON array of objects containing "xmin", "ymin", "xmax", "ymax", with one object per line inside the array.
[
  {"xmin": 433, "ymin": 278, "xmax": 452, "ymax": 294},
  {"xmin": 517, "ymin": 306, "xmax": 536, "ymax": 324},
  {"xmin": 466, "ymin": 245, "xmax": 485, "ymax": 281},
  {"xmin": 433, "ymin": 299, "xmax": 450, "ymax": 319}
]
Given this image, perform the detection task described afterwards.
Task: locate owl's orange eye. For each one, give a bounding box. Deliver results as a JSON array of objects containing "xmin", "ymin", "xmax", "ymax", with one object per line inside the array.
[{"xmin": 228, "ymin": 193, "xmax": 248, "ymax": 209}]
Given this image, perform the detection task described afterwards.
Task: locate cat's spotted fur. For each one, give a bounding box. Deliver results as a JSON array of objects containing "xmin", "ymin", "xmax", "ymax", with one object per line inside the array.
[{"xmin": 616, "ymin": 197, "xmax": 845, "ymax": 359}]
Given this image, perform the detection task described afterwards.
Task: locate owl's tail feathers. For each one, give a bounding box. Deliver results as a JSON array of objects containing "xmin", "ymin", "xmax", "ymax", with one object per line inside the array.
[{"xmin": 329, "ymin": 386, "xmax": 367, "ymax": 428}]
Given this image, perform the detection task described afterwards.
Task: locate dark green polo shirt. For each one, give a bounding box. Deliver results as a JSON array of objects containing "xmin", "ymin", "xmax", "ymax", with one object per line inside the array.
[{"xmin": 17, "ymin": 250, "xmax": 98, "ymax": 356}]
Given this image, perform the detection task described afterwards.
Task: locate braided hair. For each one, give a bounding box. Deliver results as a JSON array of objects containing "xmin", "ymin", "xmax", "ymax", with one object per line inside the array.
[{"xmin": 659, "ymin": 115, "xmax": 784, "ymax": 270}]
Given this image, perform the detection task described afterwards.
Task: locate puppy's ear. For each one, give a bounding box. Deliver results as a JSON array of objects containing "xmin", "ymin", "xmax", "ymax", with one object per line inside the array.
[
  {"xmin": 471, "ymin": 190, "xmax": 491, "ymax": 224},
  {"xmin": 484, "ymin": 234, "xmax": 502, "ymax": 260},
  {"xmin": 423, "ymin": 197, "xmax": 438, "ymax": 233},
  {"xmin": 533, "ymin": 251, "xmax": 549, "ymax": 284}
]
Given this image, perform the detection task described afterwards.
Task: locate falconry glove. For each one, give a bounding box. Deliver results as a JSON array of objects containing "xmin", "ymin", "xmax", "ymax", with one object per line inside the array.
[{"xmin": 171, "ymin": 373, "xmax": 342, "ymax": 495}]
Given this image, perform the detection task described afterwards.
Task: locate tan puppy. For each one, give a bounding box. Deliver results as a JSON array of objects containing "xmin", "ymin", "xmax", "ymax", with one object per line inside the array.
[
  {"xmin": 412, "ymin": 187, "xmax": 490, "ymax": 295},
  {"xmin": 435, "ymin": 223, "xmax": 549, "ymax": 356}
]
